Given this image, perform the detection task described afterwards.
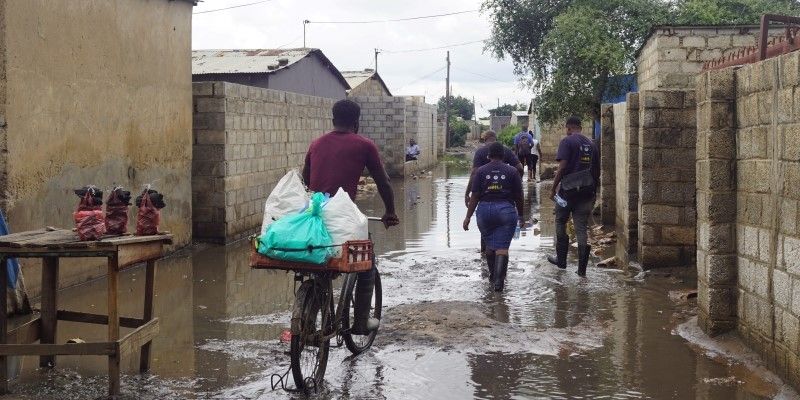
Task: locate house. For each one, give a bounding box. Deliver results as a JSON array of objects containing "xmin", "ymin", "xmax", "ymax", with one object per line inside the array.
[
  {"xmin": 490, "ymin": 116, "xmax": 511, "ymax": 133},
  {"xmin": 342, "ymin": 69, "xmax": 392, "ymax": 97},
  {"xmin": 192, "ymin": 48, "xmax": 350, "ymax": 99},
  {"xmin": 510, "ymin": 111, "xmax": 529, "ymax": 127},
  {"xmin": 0, "ymin": 0, "xmax": 196, "ymax": 292}
]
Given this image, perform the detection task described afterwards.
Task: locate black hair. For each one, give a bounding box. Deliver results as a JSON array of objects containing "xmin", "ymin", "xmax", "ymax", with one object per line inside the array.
[
  {"xmin": 488, "ymin": 142, "xmax": 504, "ymax": 159},
  {"xmin": 332, "ymin": 99, "xmax": 360, "ymax": 127},
  {"xmin": 566, "ymin": 115, "xmax": 582, "ymax": 127},
  {"xmin": 483, "ymin": 130, "xmax": 497, "ymax": 140}
]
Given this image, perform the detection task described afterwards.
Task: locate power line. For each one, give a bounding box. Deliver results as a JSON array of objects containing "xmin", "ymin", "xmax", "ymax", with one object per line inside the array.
[
  {"xmin": 452, "ymin": 66, "xmax": 511, "ymax": 83},
  {"xmin": 396, "ymin": 66, "xmax": 446, "ymax": 91},
  {"xmin": 382, "ymin": 39, "xmax": 486, "ymax": 54},
  {"xmin": 193, "ymin": 0, "xmax": 273, "ymax": 15},
  {"xmin": 306, "ymin": 9, "xmax": 478, "ymax": 24}
]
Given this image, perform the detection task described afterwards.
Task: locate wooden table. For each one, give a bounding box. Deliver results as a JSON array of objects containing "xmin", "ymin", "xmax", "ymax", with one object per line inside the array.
[{"xmin": 0, "ymin": 229, "xmax": 173, "ymax": 397}]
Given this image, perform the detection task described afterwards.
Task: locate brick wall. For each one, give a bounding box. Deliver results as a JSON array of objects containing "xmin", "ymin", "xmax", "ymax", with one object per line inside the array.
[
  {"xmin": 637, "ymin": 26, "xmax": 785, "ymax": 91},
  {"xmin": 403, "ymin": 96, "xmax": 439, "ymax": 171},
  {"xmin": 637, "ymin": 90, "xmax": 697, "ymax": 268},
  {"xmin": 697, "ymin": 50, "xmax": 800, "ymax": 390},
  {"xmin": 192, "ymin": 81, "xmax": 334, "ymax": 242},
  {"xmin": 614, "ymin": 93, "xmax": 640, "ymax": 254},
  {"xmin": 599, "ymin": 104, "xmax": 616, "ymax": 225}
]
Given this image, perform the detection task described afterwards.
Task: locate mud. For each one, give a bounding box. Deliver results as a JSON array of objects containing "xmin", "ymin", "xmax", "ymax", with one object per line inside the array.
[{"xmin": 1, "ymin": 161, "xmax": 796, "ymax": 399}]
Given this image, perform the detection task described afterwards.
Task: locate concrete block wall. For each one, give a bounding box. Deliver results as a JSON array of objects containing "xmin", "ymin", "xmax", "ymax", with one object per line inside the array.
[
  {"xmin": 403, "ymin": 96, "xmax": 439, "ymax": 171},
  {"xmin": 637, "ymin": 26, "xmax": 785, "ymax": 91},
  {"xmin": 733, "ymin": 52, "xmax": 800, "ymax": 388},
  {"xmin": 637, "ymin": 90, "xmax": 697, "ymax": 268},
  {"xmin": 614, "ymin": 93, "xmax": 640, "ymax": 254},
  {"xmin": 696, "ymin": 68, "xmax": 738, "ymax": 336},
  {"xmin": 349, "ymin": 95, "xmax": 407, "ymax": 177},
  {"xmin": 192, "ymin": 81, "xmax": 334, "ymax": 242},
  {"xmin": 599, "ymin": 104, "xmax": 616, "ymax": 225}
]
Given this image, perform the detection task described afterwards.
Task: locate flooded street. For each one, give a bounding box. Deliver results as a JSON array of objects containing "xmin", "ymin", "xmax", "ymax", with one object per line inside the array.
[{"xmin": 2, "ymin": 162, "xmax": 792, "ymax": 399}]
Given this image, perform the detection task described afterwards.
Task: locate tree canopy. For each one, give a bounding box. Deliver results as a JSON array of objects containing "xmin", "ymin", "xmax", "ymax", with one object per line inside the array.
[
  {"xmin": 488, "ymin": 103, "xmax": 527, "ymax": 116},
  {"xmin": 437, "ymin": 95, "xmax": 475, "ymax": 120},
  {"xmin": 483, "ymin": 0, "xmax": 800, "ymax": 123}
]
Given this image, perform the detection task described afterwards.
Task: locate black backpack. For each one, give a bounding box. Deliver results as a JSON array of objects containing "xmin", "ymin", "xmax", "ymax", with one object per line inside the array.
[{"xmin": 517, "ymin": 135, "xmax": 532, "ymax": 156}]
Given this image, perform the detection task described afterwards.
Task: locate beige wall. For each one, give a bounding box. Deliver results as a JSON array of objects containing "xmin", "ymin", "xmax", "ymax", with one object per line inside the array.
[
  {"xmin": 192, "ymin": 82, "xmax": 334, "ymax": 242},
  {"xmin": 614, "ymin": 94, "xmax": 639, "ymax": 255},
  {"xmin": 0, "ymin": 0, "xmax": 193, "ymax": 292},
  {"xmin": 637, "ymin": 26, "xmax": 785, "ymax": 91},
  {"xmin": 696, "ymin": 51, "xmax": 800, "ymax": 391},
  {"xmin": 348, "ymin": 78, "xmax": 390, "ymax": 97}
]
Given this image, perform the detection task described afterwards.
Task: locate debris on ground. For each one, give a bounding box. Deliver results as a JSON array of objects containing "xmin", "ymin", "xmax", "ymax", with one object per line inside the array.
[
  {"xmin": 668, "ymin": 289, "xmax": 698, "ymax": 304},
  {"xmin": 357, "ymin": 176, "xmax": 378, "ymax": 196},
  {"xmin": 597, "ymin": 257, "xmax": 618, "ymax": 268}
]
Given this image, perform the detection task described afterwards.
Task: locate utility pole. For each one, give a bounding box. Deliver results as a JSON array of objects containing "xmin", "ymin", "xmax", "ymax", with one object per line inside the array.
[
  {"xmin": 303, "ymin": 20, "xmax": 309, "ymax": 48},
  {"xmin": 473, "ymin": 95, "xmax": 478, "ymax": 137},
  {"xmin": 445, "ymin": 51, "xmax": 451, "ymax": 148},
  {"xmin": 374, "ymin": 48, "xmax": 381, "ymax": 72}
]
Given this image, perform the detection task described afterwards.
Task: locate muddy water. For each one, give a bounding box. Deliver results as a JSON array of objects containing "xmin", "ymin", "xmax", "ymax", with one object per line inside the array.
[{"xmin": 1, "ymin": 162, "xmax": 785, "ymax": 399}]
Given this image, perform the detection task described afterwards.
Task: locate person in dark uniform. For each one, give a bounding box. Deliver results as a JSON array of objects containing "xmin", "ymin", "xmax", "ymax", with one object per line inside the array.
[{"xmin": 463, "ymin": 142, "xmax": 524, "ymax": 291}]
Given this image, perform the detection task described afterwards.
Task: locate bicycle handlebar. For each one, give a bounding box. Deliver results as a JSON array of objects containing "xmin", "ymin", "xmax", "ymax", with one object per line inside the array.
[{"xmin": 367, "ymin": 217, "xmax": 383, "ymax": 222}]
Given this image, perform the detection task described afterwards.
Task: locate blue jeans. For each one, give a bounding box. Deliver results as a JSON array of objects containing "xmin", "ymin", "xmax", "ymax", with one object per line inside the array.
[{"xmin": 476, "ymin": 201, "xmax": 518, "ymax": 250}]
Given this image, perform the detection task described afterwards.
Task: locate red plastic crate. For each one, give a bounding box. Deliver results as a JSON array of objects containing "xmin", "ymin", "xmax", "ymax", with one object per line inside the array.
[{"xmin": 250, "ymin": 240, "xmax": 373, "ymax": 273}]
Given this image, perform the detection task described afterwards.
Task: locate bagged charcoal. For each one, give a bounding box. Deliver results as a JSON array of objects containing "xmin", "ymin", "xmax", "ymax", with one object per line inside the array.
[
  {"xmin": 258, "ymin": 192, "xmax": 334, "ymax": 264},
  {"xmin": 322, "ymin": 188, "xmax": 368, "ymax": 256},
  {"xmin": 261, "ymin": 170, "xmax": 308, "ymax": 235},
  {"xmin": 105, "ymin": 186, "xmax": 131, "ymax": 235},
  {"xmin": 73, "ymin": 186, "xmax": 106, "ymax": 241},
  {"xmin": 136, "ymin": 187, "xmax": 165, "ymax": 236}
]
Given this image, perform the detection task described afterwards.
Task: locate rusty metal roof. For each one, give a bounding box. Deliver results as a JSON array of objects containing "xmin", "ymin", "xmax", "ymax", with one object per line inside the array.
[{"xmin": 192, "ymin": 48, "xmax": 316, "ymax": 74}]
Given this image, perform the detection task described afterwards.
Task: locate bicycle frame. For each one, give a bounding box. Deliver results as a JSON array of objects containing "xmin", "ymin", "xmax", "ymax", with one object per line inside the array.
[{"xmin": 291, "ymin": 271, "xmax": 358, "ymax": 344}]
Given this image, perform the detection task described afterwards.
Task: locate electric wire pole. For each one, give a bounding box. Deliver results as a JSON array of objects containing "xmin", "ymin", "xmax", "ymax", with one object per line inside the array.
[
  {"xmin": 374, "ymin": 48, "xmax": 381, "ymax": 72},
  {"xmin": 303, "ymin": 20, "xmax": 309, "ymax": 48},
  {"xmin": 445, "ymin": 51, "xmax": 451, "ymax": 148}
]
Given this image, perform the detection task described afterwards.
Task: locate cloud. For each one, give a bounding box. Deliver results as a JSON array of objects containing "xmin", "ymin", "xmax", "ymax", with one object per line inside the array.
[{"xmin": 192, "ymin": 0, "xmax": 532, "ymax": 117}]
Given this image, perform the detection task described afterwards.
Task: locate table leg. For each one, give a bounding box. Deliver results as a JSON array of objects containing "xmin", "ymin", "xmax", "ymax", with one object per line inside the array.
[
  {"xmin": 139, "ymin": 260, "xmax": 155, "ymax": 373},
  {"xmin": 40, "ymin": 257, "xmax": 58, "ymax": 368},
  {"xmin": 0, "ymin": 257, "xmax": 8, "ymax": 394},
  {"xmin": 107, "ymin": 256, "xmax": 120, "ymax": 396}
]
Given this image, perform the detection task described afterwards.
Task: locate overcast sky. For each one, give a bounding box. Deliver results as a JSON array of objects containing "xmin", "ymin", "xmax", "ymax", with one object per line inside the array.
[{"xmin": 192, "ymin": 0, "xmax": 532, "ymax": 118}]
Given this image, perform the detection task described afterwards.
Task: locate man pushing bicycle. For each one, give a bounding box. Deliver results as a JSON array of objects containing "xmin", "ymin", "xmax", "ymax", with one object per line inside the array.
[{"xmin": 302, "ymin": 99, "xmax": 399, "ymax": 335}]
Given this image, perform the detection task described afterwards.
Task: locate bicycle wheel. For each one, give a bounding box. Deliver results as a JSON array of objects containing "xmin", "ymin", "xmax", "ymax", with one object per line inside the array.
[
  {"xmin": 341, "ymin": 268, "xmax": 382, "ymax": 355},
  {"xmin": 290, "ymin": 279, "xmax": 331, "ymax": 391}
]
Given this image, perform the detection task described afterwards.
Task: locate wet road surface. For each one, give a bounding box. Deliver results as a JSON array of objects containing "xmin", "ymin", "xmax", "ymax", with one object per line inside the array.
[{"xmin": 2, "ymin": 162, "xmax": 791, "ymax": 399}]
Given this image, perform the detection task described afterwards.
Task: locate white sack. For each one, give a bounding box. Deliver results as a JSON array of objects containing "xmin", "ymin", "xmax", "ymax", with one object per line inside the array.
[
  {"xmin": 260, "ymin": 170, "xmax": 309, "ymax": 235},
  {"xmin": 323, "ymin": 188, "xmax": 368, "ymax": 256}
]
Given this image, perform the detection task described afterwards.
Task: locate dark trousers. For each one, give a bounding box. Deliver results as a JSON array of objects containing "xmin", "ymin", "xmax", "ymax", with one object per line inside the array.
[{"xmin": 555, "ymin": 196, "xmax": 595, "ymax": 248}]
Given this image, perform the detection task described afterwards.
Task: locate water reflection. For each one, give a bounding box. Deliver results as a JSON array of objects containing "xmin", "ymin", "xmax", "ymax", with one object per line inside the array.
[{"xmin": 3, "ymin": 160, "xmax": 783, "ymax": 399}]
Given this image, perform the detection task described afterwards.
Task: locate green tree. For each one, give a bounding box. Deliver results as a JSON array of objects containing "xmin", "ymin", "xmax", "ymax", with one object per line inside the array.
[
  {"xmin": 483, "ymin": 0, "xmax": 799, "ymax": 123},
  {"xmin": 498, "ymin": 124, "xmax": 521, "ymax": 147},
  {"xmin": 450, "ymin": 119, "xmax": 471, "ymax": 147},
  {"xmin": 488, "ymin": 103, "xmax": 526, "ymax": 116},
  {"xmin": 437, "ymin": 95, "xmax": 475, "ymax": 120}
]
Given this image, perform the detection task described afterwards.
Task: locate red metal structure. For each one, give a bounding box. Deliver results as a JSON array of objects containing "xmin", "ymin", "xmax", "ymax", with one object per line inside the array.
[{"xmin": 704, "ymin": 14, "xmax": 800, "ymax": 70}]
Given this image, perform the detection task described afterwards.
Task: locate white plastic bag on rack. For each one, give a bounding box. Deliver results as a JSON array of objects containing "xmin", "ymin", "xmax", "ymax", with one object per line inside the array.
[
  {"xmin": 322, "ymin": 188, "xmax": 368, "ymax": 256},
  {"xmin": 260, "ymin": 170, "xmax": 309, "ymax": 235}
]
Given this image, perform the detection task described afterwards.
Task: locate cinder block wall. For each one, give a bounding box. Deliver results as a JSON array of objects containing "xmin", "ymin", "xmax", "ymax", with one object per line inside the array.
[
  {"xmin": 350, "ymin": 96, "xmax": 407, "ymax": 177},
  {"xmin": 637, "ymin": 26, "xmax": 785, "ymax": 91},
  {"xmin": 637, "ymin": 90, "xmax": 697, "ymax": 268},
  {"xmin": 599, "ymin": 104, "xmax": 616, "ymax": 225},
  {"xmin": 403, "ymin": 96, "xmax": 439, "ymax": 171},
  {"xmin": 614, "ymin": 93, "xmax": 640, "ymax": 254},
  {"xmin": 697, "ymin": 50, "xmax": 800, "ymax": 390},
  {"xmin": 192, "ymin": 82, "xmax": 334, "ymax": 243}
]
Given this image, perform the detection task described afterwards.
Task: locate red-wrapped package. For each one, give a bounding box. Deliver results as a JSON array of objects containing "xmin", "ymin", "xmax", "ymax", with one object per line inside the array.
[
  {"xmin": 136, "ymin": 191, "xmax": 161, "ymax": 236},
  {"xmin": 74, "ymin": 191, "xmax": 107, "ymax": 241},
  {"xmin": 105, "ymin": 188, "xmax": 131, "ymax": 235}
]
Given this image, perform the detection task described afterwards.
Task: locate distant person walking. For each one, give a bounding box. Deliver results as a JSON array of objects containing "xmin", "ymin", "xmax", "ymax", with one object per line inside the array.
[
  {"xmin": 406, "ymin": 138, "xmax": 420, "ymax": 161},
  {"xmin": 513, "ymin": 127, "xmax": 540, "ymax": 181},
  {"xmin": 547, "ymin": 116, "xmax": 600, "ymax": 277},
  {"xmin": 464, "ymin": 142, "xmax": 524, "ymax": 291}
]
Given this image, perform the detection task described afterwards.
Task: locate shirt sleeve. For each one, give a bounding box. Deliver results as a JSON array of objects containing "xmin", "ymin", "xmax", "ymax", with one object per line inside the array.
[
  {"xmin": 555, "ymin": 137, "xmax": 570, "ymax": 161},
  {"xmin": 472, "ymin": 148, "xmax": 483, "ymax": 168},
  {"xmin": 471, "ymin": 171, "xmax": 482, "ymax": 194},
  {"xmin": 505, "ymin": 148, "xmax": 520, "ymax": 166},
  {"xmin": 364, "ymin": 140, "xmax": 383, "ymax": 174}
]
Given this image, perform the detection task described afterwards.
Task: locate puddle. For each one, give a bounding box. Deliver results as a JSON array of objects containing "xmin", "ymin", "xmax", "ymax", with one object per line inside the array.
[{"xmin": 1, "ymin": 161, "xmax": 794, "ymax": 399}]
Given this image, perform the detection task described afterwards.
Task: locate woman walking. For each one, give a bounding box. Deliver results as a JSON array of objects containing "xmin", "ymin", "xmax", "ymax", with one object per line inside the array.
[{"xmin": 463, "ymin": 142, "xmax": 524, "ymax": 291}]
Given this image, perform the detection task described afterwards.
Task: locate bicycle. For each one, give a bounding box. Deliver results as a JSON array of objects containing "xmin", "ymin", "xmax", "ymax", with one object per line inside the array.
[{"xmin": 250, "ymin": 217, "xmax": 384, "ymax": 392}]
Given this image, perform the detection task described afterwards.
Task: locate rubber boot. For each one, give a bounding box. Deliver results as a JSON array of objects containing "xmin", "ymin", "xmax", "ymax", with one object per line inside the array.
[
  {"xmin": 547, "ymin": 241, "xmax": 569, "ymax": 269},
  {"xmin": 494, "ymin": 254, "xmax": 509, "ymax": 292},
  {"xmin": 352, "ymin": 269, "xmax": 377, "ymax": 334},
  {"xmin": 577, "ymin": 245, "xmax": 591, "ymax": 277},
  {"xmin": 485, "ymin": 250, "xmax": 496, "ymax": 281}
]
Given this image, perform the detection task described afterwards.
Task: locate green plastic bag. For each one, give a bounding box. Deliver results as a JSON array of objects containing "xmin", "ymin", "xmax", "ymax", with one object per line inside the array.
[{"xmin": 258, "ymin": 192, "xmax": 334, "ymax": 264}]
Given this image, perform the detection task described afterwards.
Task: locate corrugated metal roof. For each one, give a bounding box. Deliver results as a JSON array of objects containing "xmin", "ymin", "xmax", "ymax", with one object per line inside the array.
[
  {"xmin": 512, "ymin": 111, "xmax": 528, "ymax": 117},
  {"xmin": 191, "ymin": 48, "xmax": 316, "ymax": 75}
]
